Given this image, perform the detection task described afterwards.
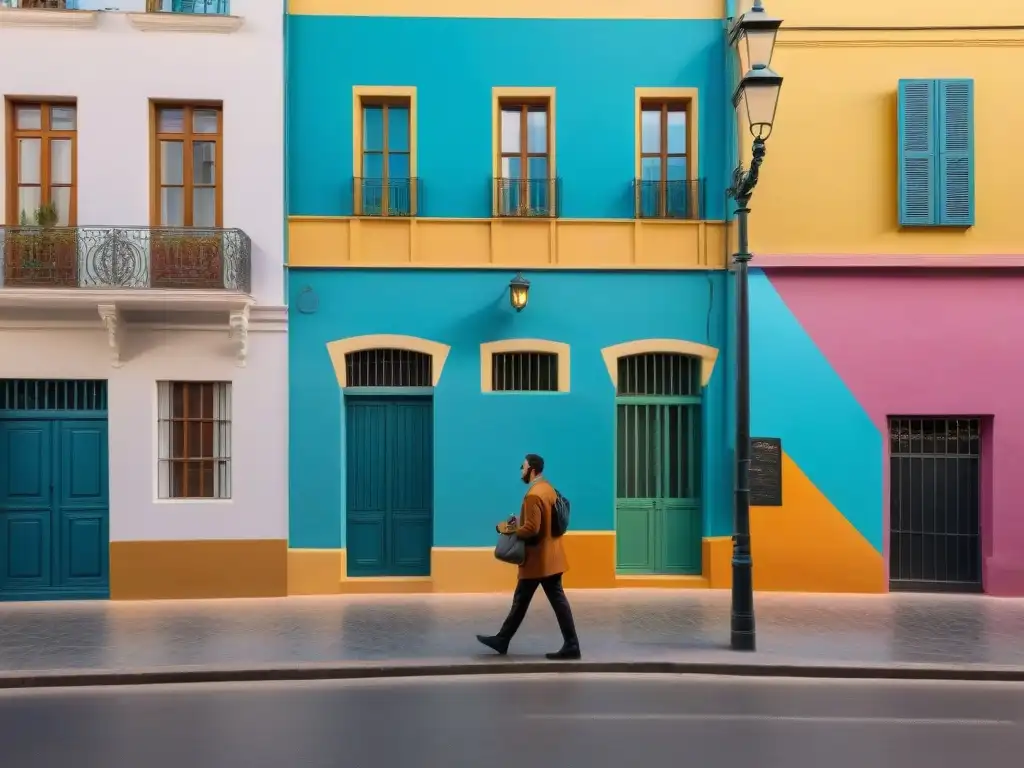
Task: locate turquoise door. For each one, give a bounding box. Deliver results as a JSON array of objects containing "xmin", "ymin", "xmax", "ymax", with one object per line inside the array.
[
  {"xmin": 346, "ymin": 397, "xmax": 433, "ymax": 576},
  {"xmin": 0, "ymin": 418, "xmax": 109, "ymax": 600}
]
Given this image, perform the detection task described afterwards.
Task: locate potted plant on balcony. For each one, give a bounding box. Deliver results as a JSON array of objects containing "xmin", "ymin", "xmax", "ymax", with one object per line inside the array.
[
  {"xmin": 4, "ymin": 202, "xmax": 77, "ymax": 287},
  {"xmin": 150, "ymin": 229, "xmax": 223, "ymax": 289}
]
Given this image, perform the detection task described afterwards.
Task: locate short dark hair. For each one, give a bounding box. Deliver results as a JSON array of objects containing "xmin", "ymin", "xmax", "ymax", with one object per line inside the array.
[{"xmin": 525, "ymin": 453, "xmax": 545, "ymax": 475}]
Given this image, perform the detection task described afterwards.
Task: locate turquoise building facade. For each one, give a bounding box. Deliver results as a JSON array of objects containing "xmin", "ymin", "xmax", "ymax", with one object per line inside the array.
[{"xmin": 285, "ymin": 3, "xmax": 739, "ymax": 594}]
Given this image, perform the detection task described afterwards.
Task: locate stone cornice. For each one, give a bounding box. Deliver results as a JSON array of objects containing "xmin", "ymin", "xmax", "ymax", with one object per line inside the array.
[
  {"xmin": 0, "ymin": 7, "xmax": 99, "ymax": 30},
  {"xmin": 126, "ymin": 11, "xmax": 244, "ymax": 34}
]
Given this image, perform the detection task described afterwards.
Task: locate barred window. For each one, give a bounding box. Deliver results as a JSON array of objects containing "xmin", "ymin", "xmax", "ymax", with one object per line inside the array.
[
  {"xmin": 157, "ymin": 381, "xmax": 231, "ymax": 499},
  {"xmin": 491, "ymin": 351, "xmax": 559, "ymax": 392},
  {"xmin": 616, "ymin": 353, "xmax": 700, "ymax": 397},
  {"xmin": 345, "ymin": 348, "xmax": 432, "ymax": 388}
]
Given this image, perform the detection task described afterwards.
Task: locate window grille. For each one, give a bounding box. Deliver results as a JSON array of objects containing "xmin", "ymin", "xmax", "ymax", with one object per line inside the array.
[
  {"xmin": 0, "ymin": 379, "xmax": 106, "ymax": 411},
  {"xmin": 157, "ymin": 381, "xmax": 231, "ymax": 499},
  {"xmin": 491, "ymin": 351, "xmax": 558, "ymax": 392},
  {"xmin": 616, "ymin": 353, "xmax": 700, "ymax": 397},
  {"xmin": 345, "ymin": 348, "xmax": 432, "ymax": 388}
]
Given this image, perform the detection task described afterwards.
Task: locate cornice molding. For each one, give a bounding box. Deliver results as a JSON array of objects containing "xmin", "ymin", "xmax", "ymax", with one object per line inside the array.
[
  {"xmin": 779, "ymin": 29, "xmax": 1024, "ymax": 48},
  {"xmin": 126, "ymin": 11, "xmax": 244, "ymax": 34},
  {"xmin": 0, "ymin": 7, "xmax": 99, "ymax": 29},
  {"xmin": 754, "ymin": 254, "xmax": 1024, "ymax": 270}
]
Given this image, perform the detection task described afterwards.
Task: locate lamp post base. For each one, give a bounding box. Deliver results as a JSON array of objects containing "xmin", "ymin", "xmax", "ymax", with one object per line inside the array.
[{"xmin": 730, "ymin": 544, "xmax": 756, "ymax": 652}]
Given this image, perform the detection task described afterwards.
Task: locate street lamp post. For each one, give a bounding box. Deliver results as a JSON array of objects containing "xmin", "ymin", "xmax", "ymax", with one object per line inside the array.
[{"xmin": 727, "ymin": 0, "xmax": 783, "ymax": 653}]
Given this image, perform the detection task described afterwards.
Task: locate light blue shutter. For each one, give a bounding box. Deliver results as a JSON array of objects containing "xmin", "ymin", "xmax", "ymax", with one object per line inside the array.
[
  {"xmin": 898, "ymin": 79, "xmax": 936, "ymax": 226},
  {"xmin": 937, "ymin": 79, "xmax": 975, "ymax": 226}
]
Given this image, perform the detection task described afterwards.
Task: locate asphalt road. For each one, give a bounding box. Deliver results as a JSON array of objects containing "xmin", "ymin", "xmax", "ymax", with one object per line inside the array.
[{"xmin": 1, "ymin": 674, "xmax": 1021, "ymax": 768}]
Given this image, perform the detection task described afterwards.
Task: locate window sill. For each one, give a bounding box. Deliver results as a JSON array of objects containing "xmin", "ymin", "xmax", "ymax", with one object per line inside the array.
[
  {"xmin": 127, "ymin": 12, "xmax": 244, "ymax": 34},
  {"xmin": 0, "ymin": 7, "xmax": 99, "ymax": 29}
]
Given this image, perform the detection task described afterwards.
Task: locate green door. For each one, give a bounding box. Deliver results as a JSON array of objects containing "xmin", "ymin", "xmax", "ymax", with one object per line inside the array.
[
  {"xmin": 345, "ymin": 397, "xmax": 433, "ymax": 576},
  {"xmin": 614, "ymin": 354, "xmax": 702, "ymax": 575},
  {"xmin": 0, "ymin": 380, "xmax": 110, "ymax": 601}
]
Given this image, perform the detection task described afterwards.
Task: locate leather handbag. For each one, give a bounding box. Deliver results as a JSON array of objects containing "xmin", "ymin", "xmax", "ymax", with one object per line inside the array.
[{"xmin": 494, "ymin": 517, "xmax": 526, "ymax": 565}]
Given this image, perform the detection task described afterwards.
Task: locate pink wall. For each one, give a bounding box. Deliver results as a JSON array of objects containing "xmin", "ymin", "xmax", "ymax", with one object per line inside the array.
[{"xmin": 767, "ymin": 269, "xmax": 1024, "ymax": 596}]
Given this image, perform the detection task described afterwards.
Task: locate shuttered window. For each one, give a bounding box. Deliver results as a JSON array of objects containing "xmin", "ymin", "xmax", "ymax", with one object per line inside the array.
[{"xmin": 897, "ymin": 78, "xmax": 974, "ymax": 227}]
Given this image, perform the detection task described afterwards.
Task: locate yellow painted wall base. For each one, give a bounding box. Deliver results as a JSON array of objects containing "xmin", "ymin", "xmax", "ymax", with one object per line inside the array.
[
  {"xmin": 286, "ymin": 486, "xmax": 885, "ymax": 597},
  {"xmin": 703, "ymin": 536, "xmax": 733, "ymax": 588},
  {"xmin": 111, "ymin": 540, "xmax": 288, "ymax": 600},
  {"xmin": 288, "ymin": 217, "xmax": 728, "ymax": 270},
  {"xmin": 288, "ymin": 549, "xmax": 343, "ymax": 595}
]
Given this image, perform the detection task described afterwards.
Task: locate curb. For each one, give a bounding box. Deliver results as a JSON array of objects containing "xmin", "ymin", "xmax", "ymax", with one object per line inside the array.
[{"xmin": 2, "ymin": 660, "xmax": 1023, "ymax": 690}]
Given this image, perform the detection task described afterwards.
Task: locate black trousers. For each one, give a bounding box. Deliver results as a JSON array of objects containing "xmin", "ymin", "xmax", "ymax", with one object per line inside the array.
[{"xmin": 497, "ymin": 573, "xmax": 579, "ymax": 649}]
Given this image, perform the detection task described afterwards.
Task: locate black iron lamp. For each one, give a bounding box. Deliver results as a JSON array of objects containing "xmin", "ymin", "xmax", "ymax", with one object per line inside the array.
[
  {"xmin": 509, "ymin": 273, "xmax": 530, "ymax": 312},
  {"xmin": 729, "ymin": 0, "xmax": 783, "ymax": 72},
  {"xmin": 727, "ymin": 0, "xmax": 783, "ymax": 654}
]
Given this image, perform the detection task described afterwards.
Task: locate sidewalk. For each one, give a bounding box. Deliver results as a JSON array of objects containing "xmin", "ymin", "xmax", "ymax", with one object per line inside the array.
[{"xmin": 1, "ymin": 590, "xmax": 1022, "ymax": 688}]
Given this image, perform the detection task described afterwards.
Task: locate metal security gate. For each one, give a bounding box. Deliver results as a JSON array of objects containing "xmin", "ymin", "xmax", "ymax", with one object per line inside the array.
[
  {"xmin": 615, "ymin": 353, "xmax": 702, "ymax": 575},
  {"xmin": 889, "ymin": 417, "xmax": 981, "ymax": 593},
  {"xmin": 0, "ymin": 380, "xmax": 110, "ymax": 601}
]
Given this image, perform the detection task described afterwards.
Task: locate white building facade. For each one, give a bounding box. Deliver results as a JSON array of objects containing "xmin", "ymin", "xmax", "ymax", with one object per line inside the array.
[{"xmin": 0, "ymin": 0, "xmax": 287, "ymax": 600}]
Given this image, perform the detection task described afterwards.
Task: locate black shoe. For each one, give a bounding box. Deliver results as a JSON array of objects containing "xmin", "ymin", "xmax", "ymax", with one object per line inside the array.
[
  {"xmin": 476, "ymin": 634, "xmax": 510, "ymax": 655},
  {"xmin": 545, "ymin": 647, "xmax": 582, "ymax": 661}
]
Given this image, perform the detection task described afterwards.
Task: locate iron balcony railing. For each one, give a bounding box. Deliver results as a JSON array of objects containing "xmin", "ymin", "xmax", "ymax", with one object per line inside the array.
[
  {"xmin": 0, "ymin": 226, "xmax": 251, "ymax": 292},
  {"xmin": 352, "ymin": 177, "xmax": 420, "ymax": 217},
  {"xmin": 2, "ymin": 1, "xmax": 79, "ymax": 8},
  {"xmin": 145, "ymin": 0, "xmax": 229, "ymax": 13},
  {"xmin": 494, "ymin": 177, "xmax": 560, "ymax": 218},
  {"xmin": 632, "ymin": 178, "xmax": 705, "ymax": 220}
]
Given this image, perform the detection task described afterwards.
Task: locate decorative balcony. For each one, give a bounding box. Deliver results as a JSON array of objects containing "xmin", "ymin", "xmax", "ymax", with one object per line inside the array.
[
  {"xmin": 1, "ymin": 1, "xmax": 78, "ymax": 8},
  {"xmin": 494, "ymin": 177, "xmax": 560, "ymax": 218},
  {"xmin": 0, "ymin": 226, "xmax": 250, "ymax": 292},
  {"xmin": 352, "ymin": 177, "xmax": 420, "ymax": 217},
  {"xmin": 632, "ymin": 178, "xmax": 706, "ymax": 220}
]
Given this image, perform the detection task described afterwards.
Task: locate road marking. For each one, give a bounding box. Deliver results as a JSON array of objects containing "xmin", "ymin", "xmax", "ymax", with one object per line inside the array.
[{"xmin": 525, "ymin": 714, "xmax": 1015, "ymax": 727}]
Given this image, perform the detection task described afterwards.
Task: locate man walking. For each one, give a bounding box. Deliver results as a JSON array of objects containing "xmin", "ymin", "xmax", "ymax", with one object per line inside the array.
[{"xmin": 477, "ymin": 453, "xmax": 581, "ymax": 660}]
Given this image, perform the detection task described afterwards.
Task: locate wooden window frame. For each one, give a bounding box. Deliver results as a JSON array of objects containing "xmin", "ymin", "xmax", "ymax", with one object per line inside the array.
[
  {"xmin": 149, "ymin": 101, "xmax": 224, "ymax": 228},
  {"xmin": 5, "ymin": 98, "xmax": 78, "ymax": 226},
  {"xmin": 497, "ymin": 98, "xmax": 552, "ymax": 216},
  {"xmin": 357, "ymin": 97, "xmax": 412, "ymax": 217},
  {"xmin": 351, "ymin": 86, "xmax": 418, "ymax": 217},
  {"xmin": 491, "ymin": 87, "xmax": 556, "ymax": 217},
  {"xmin": 634, "ymin": 88, "xmax": 699, "ymax": 219},
  {"xmin": 158, "ymin": 381, "xmax": 232, "ymax": 500},
  {"xmin": 640, "ymin": 100, "xmax": 690, "ymax": 214}
]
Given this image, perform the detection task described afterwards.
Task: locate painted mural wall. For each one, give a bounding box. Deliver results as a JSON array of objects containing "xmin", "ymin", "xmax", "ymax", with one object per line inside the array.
[
  {"xmin": 750, "ymin": 270, "xmax": 1024, "ymax": 596},
  {"xmin": 731, "ymin": 0, "xmax": 1024, "ymax": 594}
]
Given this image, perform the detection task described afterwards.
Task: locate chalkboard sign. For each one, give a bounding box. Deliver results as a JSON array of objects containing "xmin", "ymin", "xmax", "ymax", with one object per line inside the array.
[{"xmin": 750, "ymin": 437, "xmax": 783, "ymax": 506}]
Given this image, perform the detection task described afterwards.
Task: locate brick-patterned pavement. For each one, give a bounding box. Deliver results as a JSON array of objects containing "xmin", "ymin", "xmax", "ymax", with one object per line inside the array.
[{"xmin": 0, "ymin": 590, "xmax": 1022, "ymax": 675}]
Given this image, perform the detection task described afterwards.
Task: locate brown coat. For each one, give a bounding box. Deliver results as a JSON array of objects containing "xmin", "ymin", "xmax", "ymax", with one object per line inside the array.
[{"xmin": 514, "ymin": 479, "xmax": 568, "ymax": 580}]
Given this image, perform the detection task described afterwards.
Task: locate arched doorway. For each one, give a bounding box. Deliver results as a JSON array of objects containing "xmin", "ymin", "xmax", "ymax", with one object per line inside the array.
[
  {"xmin": 343, "ymin": 347, "xmax": 433, "ymax": 577},
  {"xmin": 614, "ymin": 352, "xmax": 702, "ymax": 575}
]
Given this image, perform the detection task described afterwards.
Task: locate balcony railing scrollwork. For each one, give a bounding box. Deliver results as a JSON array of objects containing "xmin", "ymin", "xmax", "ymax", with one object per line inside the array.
[
  {"xmin": 494, "ymin": 177, "xmax": 560, "ymax": 218},
  {"xmin": 145, "ymin": 0, "xmax": 229, "ymax": 13},
  {"xmin": 632, "ymin": 178, "xmax": 706, "ymax": 220},
  {"xmin": 353, "ymin": 177, "xmax": 420, "ymax": 217},
  {"xmin": 0, "ymin": 226, "xmax": 251, "ymax": 292}
]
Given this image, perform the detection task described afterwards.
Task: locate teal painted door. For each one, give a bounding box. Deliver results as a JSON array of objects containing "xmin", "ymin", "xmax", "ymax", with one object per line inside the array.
[
  {"xmin": 615, "ymin": 401, "xmax": 701, "ymax": 575},
  {"xmin": 346, "ymin": 397, "xmax": 433, "ymax": 576},
  {"xmin": 0, "ymin": 419, "xmax": 109, "ymax": 600}
]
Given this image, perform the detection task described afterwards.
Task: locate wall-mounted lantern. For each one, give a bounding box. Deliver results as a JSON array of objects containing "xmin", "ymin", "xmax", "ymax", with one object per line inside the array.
[{"xmin": 509, "ymin": 273, "xmax": 530, "ymax": 312}]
